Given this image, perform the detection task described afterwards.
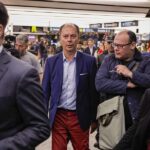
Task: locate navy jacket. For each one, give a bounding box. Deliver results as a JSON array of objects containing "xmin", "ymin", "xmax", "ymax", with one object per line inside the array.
[
  {"xmin": 42, "ymin": 51, "xmax": 99, "ymax": 130},
  {"xmin": 95, "ymin": 49, "xmax": 150, "ymax": 120},
  {"xmin": 84, "ymin": 46, "xmax": 97, "ymax": 56}
]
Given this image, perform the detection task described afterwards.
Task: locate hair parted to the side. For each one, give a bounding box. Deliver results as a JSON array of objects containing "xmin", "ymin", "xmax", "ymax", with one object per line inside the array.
[{"xmin": 0, "ymin": 2, "xmax": 9, "ymax": 28}]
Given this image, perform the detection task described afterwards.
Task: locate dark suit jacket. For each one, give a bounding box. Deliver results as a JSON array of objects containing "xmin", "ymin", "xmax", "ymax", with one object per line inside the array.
[
  {"xmin": 42, "ymin": 51, "xmax": 98, "ymax": 130},
  {"xmin": 84, "ymin": 46, "xmax": 97, "ymax": 56},
  {"xmin": 0, "ymin": 50, "xmax": 50, "ymax": 150}
]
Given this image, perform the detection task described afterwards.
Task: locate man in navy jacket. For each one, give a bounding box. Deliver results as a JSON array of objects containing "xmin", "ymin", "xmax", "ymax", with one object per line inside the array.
[
  {"xmin": 42, "ymin": 23, "xmax": 98, "ymax": 150},
  {"xmin": 95, "ymin": 30, "xmax": 150, "ymax": 127}
]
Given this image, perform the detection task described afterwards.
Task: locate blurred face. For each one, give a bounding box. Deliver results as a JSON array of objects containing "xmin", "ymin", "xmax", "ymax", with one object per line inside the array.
[
  {"xmin": 104, "ymin": 41, "xmax": 114, "ymax": 53},
  {"xmin": 15, "ymin": 40, "xmax": 28, "ymax": 56},
  {"xmin": 76, "ymin": 43, "xmax": 82, "ymax": 50},
  {"xmin": 104, "ymin": 41, "xmax": 111, "ymax": 50},
  {"xmin": 60, "ymin": 25, "xmax": 79, "ymax": 53},
  {"xmin": 83, "ymin": 40, "xmax": 87, "ymax": 46},
  {"xmin": 113, "ymin": 32, "xmax": 136, "ymax": 60},
  {"xmin": 88, "ymin": 40, "xmax": 94, "ymax": 48}
]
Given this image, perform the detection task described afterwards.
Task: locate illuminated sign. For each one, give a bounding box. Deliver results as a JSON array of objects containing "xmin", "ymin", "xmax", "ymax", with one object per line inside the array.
[
  {"xmin": 121, "ymin": 20, "xmax": 138, "ymax": 27},
  {"xmin": 89, "ymin": 23, "xmax": 102, "ymax": 29},
  {"xmin": 104, "ymin": 22, "xmax": 119, "ymax": 28}
]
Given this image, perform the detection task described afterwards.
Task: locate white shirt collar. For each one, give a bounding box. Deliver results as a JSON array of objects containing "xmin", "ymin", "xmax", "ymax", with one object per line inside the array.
[
  {"xmin": 63, "ymin": 51, "xmax": 77, "ymax": 61},
  {"xmin": 0, "ymin": 45, "xmax": 3, "ymax": 53}
]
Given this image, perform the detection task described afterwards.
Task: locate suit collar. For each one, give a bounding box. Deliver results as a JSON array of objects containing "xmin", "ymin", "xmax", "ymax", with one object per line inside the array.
[
  {"xmin": 0, "ymin": 49, "xmax": 11, "ymax": 64},
  {"xmin": 57, "ymin": 53, "xmax": 63, "ymax": 87},
  {"xmin": 58, "ymin": 51, "xmax": 83, "ymax": 88},
  {"xmin": 0, "ymin": 49, "xmax": 11, "ymax": 80},
  {"xmin": 76, "ymin": 51, "xmax": 83, "ymax": 87}
]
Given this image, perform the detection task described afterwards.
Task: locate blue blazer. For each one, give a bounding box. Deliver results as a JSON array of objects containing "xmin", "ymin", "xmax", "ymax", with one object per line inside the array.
[
  {"xmin": 84, "ymin": 46, "xmax": 97, "ymax": 56},
  {"xmin": 42, "ymin": 51, "xmax": 98, "ymax": 130}
]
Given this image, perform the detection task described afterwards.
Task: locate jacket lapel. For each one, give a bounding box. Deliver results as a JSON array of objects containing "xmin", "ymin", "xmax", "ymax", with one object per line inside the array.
[
  {"xmin": 0, "ymin": 50, "xmax": 11, "ymax": 80},
  {"xmin": 76, "ymin": 52, "xmax": 83, "ymax": 88},
  {"xmin": 57, "ymin": 53, "xmax": 63, "ymax": 89}
]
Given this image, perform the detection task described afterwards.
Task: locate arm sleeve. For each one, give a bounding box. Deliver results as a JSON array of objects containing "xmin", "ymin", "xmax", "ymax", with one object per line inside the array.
[
  {"xmin": 42, "ymin": 59, "xmax": 51, "ymax": 111},
  {"xmin": 95, "ymin": 57, "xmax": 127, "ymax": 95},
  {"xmin": 90, "ymin": 57, "xmax": 99, "ymax": 122},
  {"xmin": 131, "ymin": 58, "xmax": 150, "ymax": 88},
  {"xmin": 0, "ymin": 68, "xmax": 50, "ymax": 150}
]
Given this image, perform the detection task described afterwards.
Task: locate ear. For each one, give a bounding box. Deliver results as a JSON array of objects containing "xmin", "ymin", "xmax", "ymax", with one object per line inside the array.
[{"xmin": 130, "ymin": 42, "xmax": 136, "ymax": 50}]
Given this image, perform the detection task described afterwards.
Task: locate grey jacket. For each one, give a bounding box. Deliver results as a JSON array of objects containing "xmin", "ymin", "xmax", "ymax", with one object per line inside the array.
[{"xmin": 0, "ymin": 49, "xmax": 50, "ymax": 150}]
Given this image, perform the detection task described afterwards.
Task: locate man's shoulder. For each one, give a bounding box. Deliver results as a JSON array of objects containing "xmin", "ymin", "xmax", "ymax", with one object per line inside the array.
[
  {"xmin": 79, "ymin": 51, "xmax": 95, "ymax": 59},
  {"xmin": 24, "ymin": 51, "xmax": 37, "ymax": 60},
  {"xmin": 46, "ymin": 52, "xmax": 62, "ymax": 62},
  {"xmin": 11, "ymin": 55, "xmax": 36, "ymax": 74}
]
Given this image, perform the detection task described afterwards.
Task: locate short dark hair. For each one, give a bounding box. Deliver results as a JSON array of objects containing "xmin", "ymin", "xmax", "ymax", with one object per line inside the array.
[
  {"xmin": 127, "ymin": 30, "xmax": 137, "ymax": 43},
  {"xmin": 59, "ymin": 23, "xmax": 80, "ymax": 35},
  {"xmin": 0, "ymin": 2, "xmax": 9, "ymax": 28}
]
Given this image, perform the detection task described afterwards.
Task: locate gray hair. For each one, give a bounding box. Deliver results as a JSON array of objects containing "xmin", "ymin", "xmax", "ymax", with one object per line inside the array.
[{"xmin": 16, "ymin": 34, "xmax": 28, "ymax": 44}]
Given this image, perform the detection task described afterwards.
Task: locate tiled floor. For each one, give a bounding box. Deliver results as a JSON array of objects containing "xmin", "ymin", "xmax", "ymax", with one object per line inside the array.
[{"xmin": 36, "ymin": 131, "xmax": 99, "ymax": 150}]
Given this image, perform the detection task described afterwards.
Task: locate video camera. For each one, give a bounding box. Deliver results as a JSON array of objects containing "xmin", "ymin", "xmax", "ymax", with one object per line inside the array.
[{"xmin": 3, "ymin": 35, "xmax": 20, "ymax": 58}]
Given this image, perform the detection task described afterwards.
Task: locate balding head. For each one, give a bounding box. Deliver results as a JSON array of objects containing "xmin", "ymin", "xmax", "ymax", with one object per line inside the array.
[
  {"xmin": 115, "ymin": 30, "xmax": 137, "ymax": 44},
  {"xmin": 113, "ymin": 30, "xmax": 137, "ymax": 61},
  {"xmin": 59, "ymin": 23, "xmax": 80, "ymax": 36}
]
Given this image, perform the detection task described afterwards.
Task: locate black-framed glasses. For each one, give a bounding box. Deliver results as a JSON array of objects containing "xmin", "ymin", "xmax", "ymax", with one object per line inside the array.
[{"xmin": 112, "ymin": 42, "xmax": 131, "ymax": 49}]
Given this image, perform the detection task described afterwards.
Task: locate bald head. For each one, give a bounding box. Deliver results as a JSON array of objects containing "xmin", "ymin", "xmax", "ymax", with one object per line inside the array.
[
  {"xmin": 113, "ymin": 30, "xmax": 137, "ymax": 61},
  {"xmin": 115, "ymin": 30, "xmax": 137, "ymax": 44}
]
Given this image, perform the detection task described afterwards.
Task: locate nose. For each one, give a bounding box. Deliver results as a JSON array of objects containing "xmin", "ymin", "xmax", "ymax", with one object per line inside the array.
[{"xmin": 67, "ymin": 36, "xmax": 72, "ymax": 41}]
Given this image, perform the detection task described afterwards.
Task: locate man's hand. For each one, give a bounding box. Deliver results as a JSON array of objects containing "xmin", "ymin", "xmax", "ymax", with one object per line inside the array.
[
  {"xmin": 90, "ymin": 122, "xmax": 98, "ymax": 134},
  {"xmin": 115, "ymin": 65, "xmax": 133, "ymax": 78},
  {"xmin": 127, "ymin": 81, "xmax": 137, "ymax": 88}
]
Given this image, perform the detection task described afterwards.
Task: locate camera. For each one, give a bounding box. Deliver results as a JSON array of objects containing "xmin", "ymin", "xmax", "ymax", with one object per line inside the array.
[{"xmin": 3, "ymin": 35, "xmax": 20, "ymax": 58}]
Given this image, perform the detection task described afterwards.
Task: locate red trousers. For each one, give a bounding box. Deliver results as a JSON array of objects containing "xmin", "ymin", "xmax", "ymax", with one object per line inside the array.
[{"xmin": 52, "ymin": 109, "xmax": 89, "ymax": 150}]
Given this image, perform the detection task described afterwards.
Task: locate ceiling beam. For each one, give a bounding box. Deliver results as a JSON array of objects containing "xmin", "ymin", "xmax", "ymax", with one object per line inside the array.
[{"xmin": 2, "ymin": 0, "xmax": 149, "ymax": 14}]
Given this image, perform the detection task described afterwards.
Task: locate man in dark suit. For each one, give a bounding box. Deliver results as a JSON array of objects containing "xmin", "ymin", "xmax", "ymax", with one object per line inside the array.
[
  {"xmin": 42, "ymin": 23, "xmax": 98, "ymax": 150},
  {"xmin": 84, "ymin": 38, "xmax": 97, "ymax": 56},
  {"xmin": 0, "ymin": 2, "xmax": 50, "ymax": 149}
]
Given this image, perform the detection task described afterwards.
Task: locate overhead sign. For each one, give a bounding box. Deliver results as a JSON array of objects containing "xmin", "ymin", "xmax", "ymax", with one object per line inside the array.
[
  {"xmin": 89, "ymin": 23, "xmax": 102, "ymax": 29},
  {"xmin": 121, "ymin": 20, "xmax": 138, "ymax": 27},
  {"xmin": 104, "ymin": 22, "xmax": 119, "ymax": 28}
]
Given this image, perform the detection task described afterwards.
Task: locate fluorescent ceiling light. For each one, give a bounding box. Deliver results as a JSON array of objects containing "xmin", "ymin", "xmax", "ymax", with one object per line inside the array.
[
  {"xmin": 51, "ymin": 0, "xmax": 150, "ymax": 3},
  {"xmin": 104, "ymin": 0, "xmax": 149, "ymax": 2},
  {"xmin": 7, "ymin": 6, "xmax": 146, "ymax": 17}
]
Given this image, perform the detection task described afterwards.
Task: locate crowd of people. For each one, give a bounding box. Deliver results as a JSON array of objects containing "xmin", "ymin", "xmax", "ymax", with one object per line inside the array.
[{"xmin": 1, "ymin": 1, "xmax": 150, "ymax": 150}]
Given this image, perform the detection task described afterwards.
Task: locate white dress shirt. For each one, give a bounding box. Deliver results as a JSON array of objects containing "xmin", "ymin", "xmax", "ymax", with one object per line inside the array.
[{"xmin": 0, "ymin": 45, "xmax": 3, "ymax": 53}]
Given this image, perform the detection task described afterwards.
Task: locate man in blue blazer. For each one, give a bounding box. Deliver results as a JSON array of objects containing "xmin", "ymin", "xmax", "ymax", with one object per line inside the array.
[
  {"xmin": 84, "ymin": 38, "xmax": 97, "ymax": 56},
  {"xmin": 0, "ymin": 2, "xmax": 50, "ymax": 149},
  {"xmin": 42, "ymin": 23, "xmax": 98, "ymax": 150}
]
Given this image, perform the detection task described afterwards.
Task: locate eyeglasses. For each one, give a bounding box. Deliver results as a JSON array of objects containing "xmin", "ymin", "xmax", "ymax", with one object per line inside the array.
[{"xmin": 112, "ymin": 42, "xmax": 131, "ymax": 49}]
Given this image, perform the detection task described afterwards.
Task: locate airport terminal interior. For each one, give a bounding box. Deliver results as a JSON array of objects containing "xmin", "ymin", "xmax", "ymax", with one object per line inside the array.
[
  {"xmin": 1, "ymin": 0, "xmax": 150, "ymax": 150},
  {"xmin": 1, "ymin": 0, "xmax": 150, "ymax": 50}
]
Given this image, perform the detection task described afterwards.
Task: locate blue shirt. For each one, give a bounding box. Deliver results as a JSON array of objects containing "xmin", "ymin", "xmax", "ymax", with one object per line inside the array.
[{"xmin": 58, "ymin": 53, "xmax": 77, "ymax": 110}]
